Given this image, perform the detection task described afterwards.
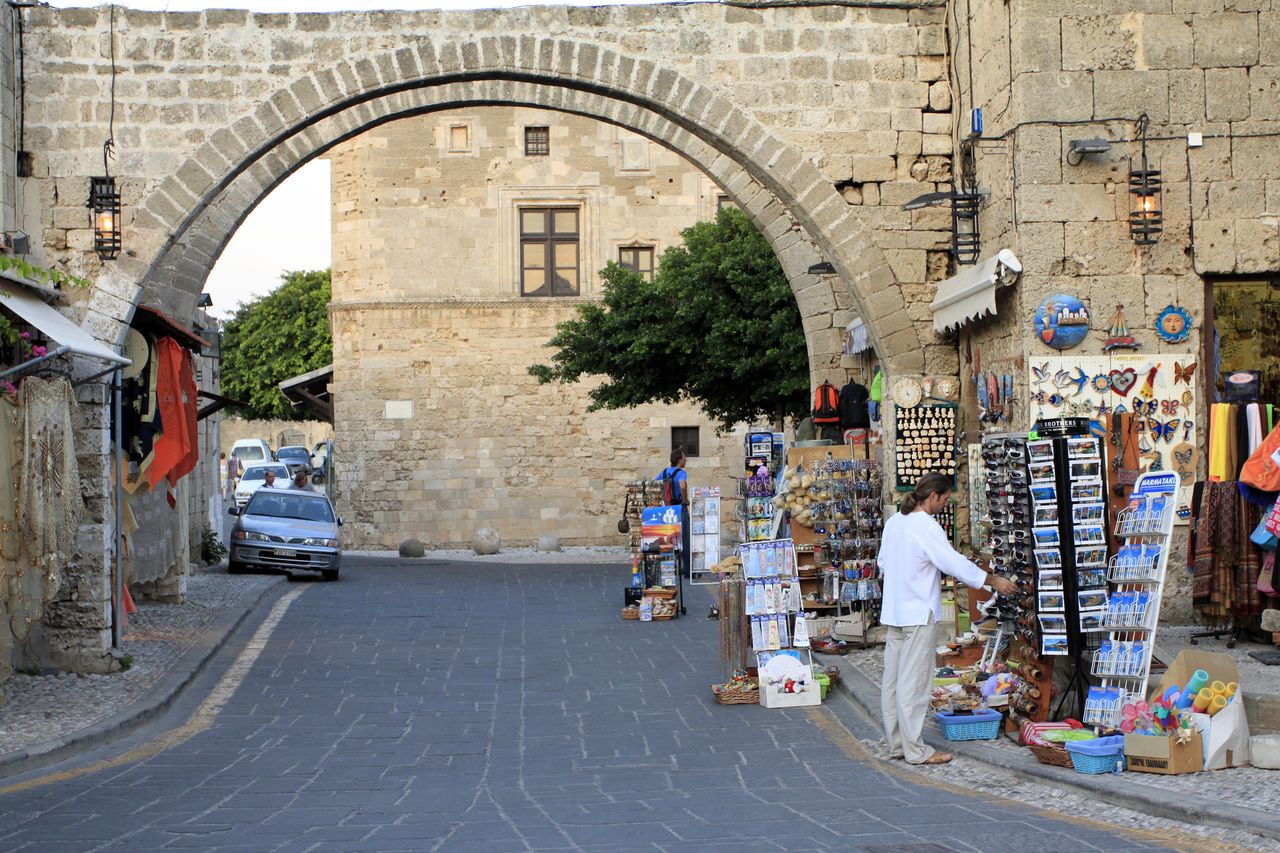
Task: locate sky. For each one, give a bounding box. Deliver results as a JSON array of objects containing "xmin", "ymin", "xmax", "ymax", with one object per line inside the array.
[{"xmin": 47, "ymin": 0, "xmax": 690, "ymax": 317}]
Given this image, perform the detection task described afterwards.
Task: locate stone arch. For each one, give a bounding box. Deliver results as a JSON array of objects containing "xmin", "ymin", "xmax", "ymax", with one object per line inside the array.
[{"xmin": 95, "ymin": 38, "xmax": 926, "ymax": 379}]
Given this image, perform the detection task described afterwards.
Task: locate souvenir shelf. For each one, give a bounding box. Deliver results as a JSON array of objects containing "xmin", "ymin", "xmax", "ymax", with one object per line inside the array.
[
  {"xmin": 892, "ymin": 401, "xmax": 957, "ymax": 492},
  {"xmin": 1083, "ymin": 471, "xmax": 1177, "ymax": 729},
  {"xmin": 743, "ymin": 537, "xmax": 820, "ymax": 708},
  {"xmin": 689, "ymin": 486, "xmax": 722, "ymax": 586}
]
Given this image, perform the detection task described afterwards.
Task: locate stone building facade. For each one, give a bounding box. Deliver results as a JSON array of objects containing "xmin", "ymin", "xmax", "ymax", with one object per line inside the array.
[{"xmin": 326, "ymin": 108, "xmax": 747, "ymax": 548}]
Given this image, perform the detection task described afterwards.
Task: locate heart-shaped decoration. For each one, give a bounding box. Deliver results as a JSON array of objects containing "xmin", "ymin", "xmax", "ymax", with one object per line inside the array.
[{"xmin": 1109, "ymin": 368, "xmax": 1137, "ymax": 396}]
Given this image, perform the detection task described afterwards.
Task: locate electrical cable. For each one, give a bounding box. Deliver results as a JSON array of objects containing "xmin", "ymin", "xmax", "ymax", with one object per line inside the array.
[
  {"xmin": 103, "ymin": 4, "xmax": 116, "ymax": 177},
  {"xmin": 720, "ymin": 0, "xmax": 944, "ymax": 8}
]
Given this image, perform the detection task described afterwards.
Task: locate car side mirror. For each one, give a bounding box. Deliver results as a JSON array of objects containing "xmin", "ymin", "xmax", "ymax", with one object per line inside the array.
[{"xmin": 228, "ymin": 506, "xmax": 240, "ymax": 516}]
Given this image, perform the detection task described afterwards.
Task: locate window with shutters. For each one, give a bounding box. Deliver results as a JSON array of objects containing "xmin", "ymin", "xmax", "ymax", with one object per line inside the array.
[
  {"xmin": 520, "ymin": 207, "xmax": 580, "ymax": 297},
  {"xmin": 671, "ymin": 427, "xmax": 700, "ymax": 458}
]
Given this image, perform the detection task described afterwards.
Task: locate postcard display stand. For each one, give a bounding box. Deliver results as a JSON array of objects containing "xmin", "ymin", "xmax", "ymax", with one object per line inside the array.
[
  {"xmin": 743, "ymin": 538, "xmax": 821, "ymax": 709},
  {"xmin": 1028, "ymin": 418, "xmax": 1110, "ymax": 716},
  {"xmin": 741, "ymin": 432, "xmax": 777, "ymax": 544},
  {"xmin": 632, "ymin": 505, "xmax": 685, "ymax": 620},
  {"xmin": 1083, "ymin": 471, "xmax": 1178, "ymax": 729},
  {"xmin": 979, "ymin": 432, "xmax": 1054, "ymax": 722},
  {"xmin": 688, "ymin": 487, "xmax": 722, "ymax": 586}
]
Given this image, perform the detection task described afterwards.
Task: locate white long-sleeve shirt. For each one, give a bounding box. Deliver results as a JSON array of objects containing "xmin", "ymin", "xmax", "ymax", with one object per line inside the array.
[{"xmin": 877, "ymin": 509, "xmax": 988, "ymax": 627}]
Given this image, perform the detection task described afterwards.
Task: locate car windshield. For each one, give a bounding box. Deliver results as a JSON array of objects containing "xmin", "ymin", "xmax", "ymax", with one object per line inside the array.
[
  {"xmin": 242, "ymin": 466, "xmax": 287, "ymax": 482},
  {"xmin": 234, "ymin": 446, "xmax": 265, "ymax": 461},
  {"xmin": 277, "ymin": 448, "xmax": 307, "ymax": 458},
  {"xmin": 245, "ymin": 492, "xmax": 335, "ymax": 522}
]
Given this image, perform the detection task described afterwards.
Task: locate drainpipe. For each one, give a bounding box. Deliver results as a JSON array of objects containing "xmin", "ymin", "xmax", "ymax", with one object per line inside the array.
[{"xmin": 112, "ymin": 367, "xmax": 123, "ymax": 650}]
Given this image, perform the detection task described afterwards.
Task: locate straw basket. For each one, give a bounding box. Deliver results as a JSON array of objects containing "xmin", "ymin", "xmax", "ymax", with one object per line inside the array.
[
  {"xmin": 1028, "ymin": 743, "xmax": 1073, "ymax": 768},
  {"xmin": 712, "ymin": 681, "xmax": 759, "ymax": 705}
]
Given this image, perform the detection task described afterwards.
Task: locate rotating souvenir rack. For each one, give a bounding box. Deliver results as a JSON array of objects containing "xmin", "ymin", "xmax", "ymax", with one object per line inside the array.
[
  {"xmin": 740, "ymin": 436, "xmax": 777, "ymax": 543},
  {"xmin": 1083, "ymin": 471, "xmax": 1177, "ymax": 729},
  {"xmin": 979, "ymin": 432, "xmax": 1052, "ymax": 720},
  {"xmin": 893, "ymin": 401, "xmax": 957, "ymax": 492},
  {"xmin": 688, "ymin": 486, "xmax": 723, "ymax": 586}
]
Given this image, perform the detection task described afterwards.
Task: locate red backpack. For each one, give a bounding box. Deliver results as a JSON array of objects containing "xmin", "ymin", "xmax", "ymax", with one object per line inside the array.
[{"xmin": 813, "ymin": 382, "xmax": 840, "ymax": 424}]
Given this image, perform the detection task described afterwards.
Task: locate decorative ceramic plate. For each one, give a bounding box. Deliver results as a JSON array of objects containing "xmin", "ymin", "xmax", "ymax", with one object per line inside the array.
[
  {"xmin": 892, "ymin": 377, "xmax": 923, "ymax": 408},
  {"xmin": 1033, "ymin": 294, "xmax": 1090, "ymax": 350},
  {"xmin": 1155, "ymin": 305, "xmax": 1193, "ymax": 344}
]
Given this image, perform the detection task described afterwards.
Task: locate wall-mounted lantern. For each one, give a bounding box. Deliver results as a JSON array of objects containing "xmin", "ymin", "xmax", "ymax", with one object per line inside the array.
[
  {"xmin": 1127, "ymin": 114, "xmax": 1161, "ymax": 246},
  {"xmin": 88, "ymin": 176, "xmax": 121, "ymax": 260}
]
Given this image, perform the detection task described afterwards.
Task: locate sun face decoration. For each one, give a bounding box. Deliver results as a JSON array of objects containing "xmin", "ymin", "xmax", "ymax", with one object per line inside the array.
[{"xmin": 1155, "ymin": 305, "xmax": 1193, "ymax": 344}]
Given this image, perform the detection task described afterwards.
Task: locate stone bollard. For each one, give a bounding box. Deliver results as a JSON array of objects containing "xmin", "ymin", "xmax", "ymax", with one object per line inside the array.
[
  {"xmin": 473, "ymin": 528, "xmax": 501, "ymax": 555},
  {"xmin": 537, "ymin": 534, "xmax": 560, "ymax": 552},
  {"xmin": 399, "ymin": 538, "xmax": 426, "ymax": 558}
]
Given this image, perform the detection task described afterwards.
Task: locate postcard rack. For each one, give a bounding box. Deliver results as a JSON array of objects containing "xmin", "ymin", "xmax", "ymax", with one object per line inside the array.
[{"xmin": 1082, "ymin": 471, "xmax": 1177, "ymax": 729}]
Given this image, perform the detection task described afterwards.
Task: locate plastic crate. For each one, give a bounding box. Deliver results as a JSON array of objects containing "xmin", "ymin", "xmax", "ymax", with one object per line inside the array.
[
  {"xmin": 935, "ymin": 708, "xmax": 1003, "ymax": 741},
  {"xmin": 1065, "ymin": 735, "xmax": 1126, "ymax": 774}
]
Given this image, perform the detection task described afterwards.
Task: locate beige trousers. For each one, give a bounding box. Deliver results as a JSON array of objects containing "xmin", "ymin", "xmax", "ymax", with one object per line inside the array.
[{"xmin": 881, "ymin": 613, "xmax": 937, "ymax": 764}]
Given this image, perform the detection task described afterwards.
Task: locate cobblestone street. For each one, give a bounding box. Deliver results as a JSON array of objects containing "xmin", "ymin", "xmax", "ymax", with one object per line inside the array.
[{"xmin": 0, "ymin": 559, "xmax": 1222, "ymax": 851}]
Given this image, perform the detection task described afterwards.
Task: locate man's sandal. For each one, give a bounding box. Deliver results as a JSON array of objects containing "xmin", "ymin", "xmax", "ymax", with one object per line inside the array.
[{"xmin": 919, "ymin": 752, "xmax": 953, "ymax": 765}]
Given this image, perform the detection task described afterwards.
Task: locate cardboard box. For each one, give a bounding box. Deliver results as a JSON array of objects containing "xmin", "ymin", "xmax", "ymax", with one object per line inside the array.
[
  {"xmin": 1150, "ymin": 650, "xmax": 1251, "ymax": 770},
  {"xmin": 1124, "ymin": 731, "xmax": 1204, "ymax": 775}
]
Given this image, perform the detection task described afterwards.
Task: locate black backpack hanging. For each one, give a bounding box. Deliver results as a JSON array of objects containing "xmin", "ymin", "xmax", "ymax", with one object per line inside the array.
[{"xmin": 838, "ymin": 381, "xmax": 870, "ymax": 430}]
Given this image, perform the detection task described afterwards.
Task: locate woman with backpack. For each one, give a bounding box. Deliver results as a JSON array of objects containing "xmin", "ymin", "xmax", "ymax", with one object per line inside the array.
[{"xmin": 657, "ymin": 447, "xmax": 691, "ymax": 577}]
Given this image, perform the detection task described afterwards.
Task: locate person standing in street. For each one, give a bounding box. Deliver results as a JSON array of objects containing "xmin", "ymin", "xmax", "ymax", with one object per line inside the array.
[
  {"xmin": 262, "ymin": 469, "xmax": 279, "ymax": 489},
  {"xmin": 223, "ymin": 451, "xmax": 240, "ymax": 501},
  {"xmin": 657, "ymin": 447, "xmax": 691, "ymax": 577},
  {"xmin": 877, "ymin": 472, "xmax": 1017, "ymax": 765},
  {"xmin": 290, "ymin": 471, "xmax": 315, "ymax": 492}
]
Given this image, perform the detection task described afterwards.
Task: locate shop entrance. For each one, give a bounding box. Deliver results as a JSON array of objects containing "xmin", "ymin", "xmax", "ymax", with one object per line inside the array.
[{"xmin": 1205, "ymin": 276, "xmax": 1280, "ymax": 402}]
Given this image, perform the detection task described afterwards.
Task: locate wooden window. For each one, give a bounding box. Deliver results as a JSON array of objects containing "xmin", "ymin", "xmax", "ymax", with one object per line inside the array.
[
  {"xmin": 524, "ymin": 126, "xmax": 550, "ymax": 156},
  {"xmin": 671, "ymin": 426, "xmax": 700, "ymax": 458},
  {"xmin": 520, "ymin": 207, "xmax": 580, "ymax": 297},
  {"xmin": 448, "ymin": 124, "xmax": 470, "ymax": 152},
  {"xmin": 618, "ymin": 246, "xmax": 655, "ymax": 281}
]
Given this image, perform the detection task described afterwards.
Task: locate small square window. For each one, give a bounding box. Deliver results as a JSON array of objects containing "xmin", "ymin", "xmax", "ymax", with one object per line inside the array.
[
  {"xmin": 717, "ymin": 195, "xmax": 738, "ymax": 212},
  {"xmin": 671, "ymin": 426, "xmax": 700, "ymax": 458},
  {"xmin": 619, "ymin": 245, "xmax": 655, "ymax": 281},
  {"xmin": 448, "ymin": 125, "xmax": 470, "ymax": 152},
  {"xmin": 525, "ymin": 126, "xmax": 550, "ymax": 156}
]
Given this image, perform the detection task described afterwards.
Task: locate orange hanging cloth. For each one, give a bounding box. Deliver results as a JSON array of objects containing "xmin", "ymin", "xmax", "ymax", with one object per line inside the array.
[
  {"xmin": 166, "ymin": 347, "xmax": 200, "ymax": 486},
  {"xmin": 146, "ymin": 337, "xmax": 191, "ymax": 491}
]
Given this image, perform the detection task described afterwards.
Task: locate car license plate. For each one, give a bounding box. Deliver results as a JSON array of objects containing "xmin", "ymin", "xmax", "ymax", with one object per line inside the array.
[{"xmin": 275, "ymin": 548, "xmax": 297, "ymax": 557}]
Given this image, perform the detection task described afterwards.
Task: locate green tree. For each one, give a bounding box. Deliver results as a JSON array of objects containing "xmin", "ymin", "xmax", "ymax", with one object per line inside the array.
[
  {"xmin": 221, "ymin": 269, "xmax": 332, "ymax": 421},
  {"xmin": 530, "ymin": 208, "xmax": 808, "ymax": 431}
]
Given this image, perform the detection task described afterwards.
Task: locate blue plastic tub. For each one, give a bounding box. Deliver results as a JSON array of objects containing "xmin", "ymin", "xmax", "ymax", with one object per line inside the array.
[
  {"xmin": 935, "ymin": 709, "xmax": 1003, "ymax": 742},
  {"xmin": 1065, "ymin": 734, "xmax": 1126, "ymax": 774}
]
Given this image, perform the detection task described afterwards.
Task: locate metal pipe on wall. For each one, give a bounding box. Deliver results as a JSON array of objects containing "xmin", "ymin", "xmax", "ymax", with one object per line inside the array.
[{"xmin": 112, "ymin": 367, "xmax": 123, "ymax": 650}]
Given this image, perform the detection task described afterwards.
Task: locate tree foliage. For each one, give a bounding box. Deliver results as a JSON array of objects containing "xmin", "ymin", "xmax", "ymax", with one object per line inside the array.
[
  {"xmin": 530, "ymin": 208, "xmax": 809, "ymax": 431},
  {"xmin": 221, "ymin": 269, "xmax": 332, "ymax": 421}
]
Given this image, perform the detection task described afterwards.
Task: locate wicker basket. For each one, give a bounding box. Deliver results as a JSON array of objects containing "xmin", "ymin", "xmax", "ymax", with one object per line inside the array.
[
  {"xmin": 712, "ymin": 682, "xmax": 759, "ymax": 704},
  {"xmin": 621, "ymin": 608, "xmax": 640, "ymax": 620},
  {"xmin": 1028, "ymin": 743, "xmax": 1073, "ymax": 768},
  {"xmin": 645, "ymin": 588, "xmax": 677, "ymax": 599},
  {"xmin": 651, "ymin": 613, "xmax": 675, "ymax": 621}
]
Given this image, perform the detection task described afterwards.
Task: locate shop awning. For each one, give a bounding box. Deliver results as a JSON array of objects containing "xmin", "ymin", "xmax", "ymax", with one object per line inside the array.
[
  {"xmin": 844, "ymin": 317, "xmax": 871, "ymax": 354},
  {"xmin": 929, "ymin": 249, "xmax": 1022, "ymax": 334},
  {"xmin": 279, "ymin": 363, "xmax": 333, "ymax": 423},
  {"xmin": 0, "ymin": 278, "xmax": 130, "ymax": 366},
  {"xmin": 131, "ymin": 304, "xmax": 212, "ymax": 351}
]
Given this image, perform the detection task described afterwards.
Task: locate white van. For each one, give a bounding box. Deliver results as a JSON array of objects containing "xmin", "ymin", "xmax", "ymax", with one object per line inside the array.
[{"xmin": 230, "ymin": 439, "xmax": 273, "ymax": 469}]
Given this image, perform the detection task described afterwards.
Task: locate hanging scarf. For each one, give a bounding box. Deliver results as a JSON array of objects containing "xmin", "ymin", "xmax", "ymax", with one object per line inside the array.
[
  {"xmin": 18, "ymin": 377, "xmax": 84, "ymax": 602},
  {"xmin": 1192, "ymin": 480, "xmax": 1275, "ymax": 621}
]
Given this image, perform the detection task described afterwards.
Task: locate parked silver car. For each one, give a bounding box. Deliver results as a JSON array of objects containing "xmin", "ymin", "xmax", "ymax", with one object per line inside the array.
[{"xmin": 228, "ymin": 489, "xmax": 342, "ymax": 581}]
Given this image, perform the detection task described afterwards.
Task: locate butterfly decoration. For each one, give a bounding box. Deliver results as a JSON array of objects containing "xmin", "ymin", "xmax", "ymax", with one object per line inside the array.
[
  {"xmin": 1173, "ymin": 447, "xmax": 1194, "ymax": 467},
  {"xmin": 1065, "ymin": 400, "xmax": 1090, "ymax": 416},
  {"xmin": 1132, "ymin": 398, "xmax": 1159, "ymax": 417},
  {"xmin": 1174, "ymin": 361, "xmax": 1196, "ymax": 384},
  {"xmin": 1031, "ymin": 362, "xmax": 1050, "ymax": 386},
  {"xmin": 1161, "ymin": 399, "xmax": 1180, "ymax": 416},
  {"xmin": 1147, "ymin": 418, "xmax": 1181, "ymax": 443}
]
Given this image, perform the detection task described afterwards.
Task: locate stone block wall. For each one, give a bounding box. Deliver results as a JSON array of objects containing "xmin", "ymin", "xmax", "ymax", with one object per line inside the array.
[
  {"xmin": 955, "ymin": 0, "xmax": 1280, "ymax": 623},
  {"xmin": 219, "ymin": 417, "xmax": 333, "ymax": 460},
  {"xmin": 330, "ymin": 301, "xmax": 744, "ymax": 550}
]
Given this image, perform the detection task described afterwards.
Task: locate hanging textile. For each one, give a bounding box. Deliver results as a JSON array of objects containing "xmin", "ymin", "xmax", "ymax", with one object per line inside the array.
[
  {"xmin": 146, "ymin": 337, "xmax": 193, "ymax": 492},
  {"xmin": 1191, "ymin": 480, "xmax": 1274, "ymax": 622},
  {"xmin": 123, "ymin": 482, "xmax": 178, "ymax": 585},
  {"xmin": 0, "ymin": 396, "xmax": 21, "ymax": 678},
  {"xmin": 17, "ymin": 377, "xmax": 84, "ymax": 602},
  {"xmin": 166, "ymin": 346, "xmax": 199, "ymax": 487}
]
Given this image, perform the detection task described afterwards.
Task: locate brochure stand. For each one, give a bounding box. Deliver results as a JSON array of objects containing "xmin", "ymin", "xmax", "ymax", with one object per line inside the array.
[
  {"xmin": 742, "ymin": 537, "xmax": 820, "ymax": 708},
  {"xmin": 688, "ymin": 486, "xmax": 722, "ymax": 587},
  {"xmin": 1083, "ymin": 471, "xmax": 1178, "ymax": 729}
]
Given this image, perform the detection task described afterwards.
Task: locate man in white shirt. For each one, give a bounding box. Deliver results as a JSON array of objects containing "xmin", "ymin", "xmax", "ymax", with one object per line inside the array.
[{"xmin": 877, "ymin": 472, "xmax": 1017, "ymax": 765}]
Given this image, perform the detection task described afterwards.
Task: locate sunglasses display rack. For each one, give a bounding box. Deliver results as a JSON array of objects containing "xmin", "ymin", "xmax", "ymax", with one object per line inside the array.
[
  {"xmin": 979, "ymin": 432, "xmax": 1053, "ymax": 721},
  {"xmin": 1083, "ymin": 471, "xmax": 1177, "ymax": 730},
  {"xmin": 893, "ymin": 402, "xmax": 957, "ymax": 492}
]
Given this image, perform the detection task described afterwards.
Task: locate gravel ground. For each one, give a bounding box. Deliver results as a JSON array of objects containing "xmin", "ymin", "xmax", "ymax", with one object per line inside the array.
[
  {"xmin": 0, "ymin": 565, "xmax": 277, "ymax": 757},
  {"xmin": 347, "ymin": 545, "xmax": 631, "ymax": 563},
  {"xmin": 837, "ymin": 640, "xmax": 1280, "ymax": 846}
]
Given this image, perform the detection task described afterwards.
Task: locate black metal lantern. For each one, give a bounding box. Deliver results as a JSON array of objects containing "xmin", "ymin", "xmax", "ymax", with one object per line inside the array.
[
  {"xmin": 1128, "ymin": 161, "xmax": 1162, "ymax": 246},
  {"xmin": 88, "ymin": 176, "xmax": 121, "ymax": 260}
]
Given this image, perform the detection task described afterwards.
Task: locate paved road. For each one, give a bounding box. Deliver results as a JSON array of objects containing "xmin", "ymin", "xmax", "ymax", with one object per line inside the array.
[{"xmin": 0, "ymin": 558, "xmax": 1179, "ymax": 852}]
